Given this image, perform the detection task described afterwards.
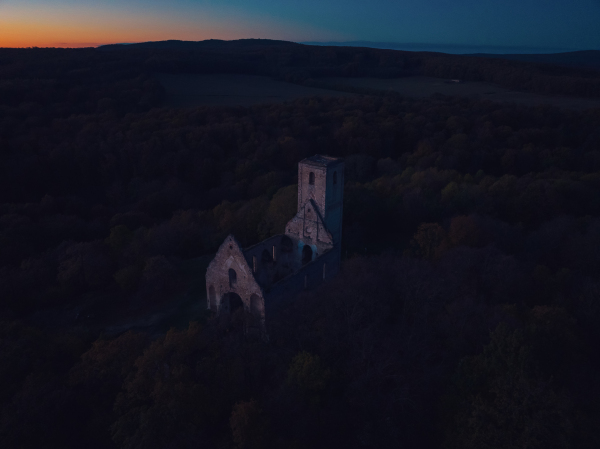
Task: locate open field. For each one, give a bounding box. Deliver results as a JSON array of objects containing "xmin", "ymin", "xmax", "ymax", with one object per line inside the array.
[
  {"xmin": 156, "ymin": 73, "xmax": 600, "ymax": 110},
  {"xmin": 156, "ymin": 73, "xmax": 357, "ymax": 107},
  {"xmin": 322, "ymin": 76, "xmax": 600, "ymax": 110}
]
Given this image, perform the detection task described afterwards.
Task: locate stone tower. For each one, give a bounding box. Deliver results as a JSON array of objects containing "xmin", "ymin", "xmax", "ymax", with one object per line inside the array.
[{"xmin": 296, "ymin": 155, "xmax": 344, "ymax": 246}]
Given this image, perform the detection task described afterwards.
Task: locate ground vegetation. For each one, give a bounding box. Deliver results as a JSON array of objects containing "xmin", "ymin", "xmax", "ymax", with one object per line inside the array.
[{"xmin": 1, "ymin": 46, "xmax": 600, "ymax": 448}]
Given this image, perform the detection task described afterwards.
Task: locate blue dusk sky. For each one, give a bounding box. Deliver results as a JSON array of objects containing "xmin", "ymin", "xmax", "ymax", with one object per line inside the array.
[{"xmin": 0, "ymin": 0, "xmax": 599, "ymax": 50}]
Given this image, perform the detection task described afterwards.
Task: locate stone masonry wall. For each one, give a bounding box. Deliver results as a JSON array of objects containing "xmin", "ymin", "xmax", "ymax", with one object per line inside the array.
[
  {"xmin": 205, "ymin": 235, "xmax": 265, "ymax": 320},
  {"xmin": 285, "ymin": 200, "xmax": 333, "ymax": 254},
  {"xmin": 242, "ymin": 235, "xmax": 296, "ymax": 290},
  {"xmin": 263, "ymin": 247, "xmax": 340, "ymax": 316},
  {"xmin": 298, "ymin": 163, "xmax": 327, "ymax": 219}
]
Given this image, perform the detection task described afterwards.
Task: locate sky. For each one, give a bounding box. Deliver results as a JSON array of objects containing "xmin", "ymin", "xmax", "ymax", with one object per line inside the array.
[{"xmin": 1, "ymin": 0, "xmax": 599, "ymax": 51}]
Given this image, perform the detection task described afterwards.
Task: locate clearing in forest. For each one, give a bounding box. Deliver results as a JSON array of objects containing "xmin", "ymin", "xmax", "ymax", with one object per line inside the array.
[
  {"xmin": 322, "ymin": 76, "xmax": 600, "ymax": 111},
  {"xmin": 155, "ymin": 73, "xmax": 356, "ymax": 107}
]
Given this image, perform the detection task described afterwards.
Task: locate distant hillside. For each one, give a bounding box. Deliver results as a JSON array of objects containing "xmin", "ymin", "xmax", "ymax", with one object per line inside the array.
[
  {"xmin": 98, "ymin": 40, "xmax": 600, "ymax": 72},
  {"xmin": 302, "ymin": 41, "xmax": 572, "ymax": 55},
  {"xmin": 12, "ymin": 39, "xmax": 600, "ymax": 99},
  {"xmin": 471, "ymin": 50, "xmax": 600, "ymax": 71},
  {"xmin": 98, "ymin": 39, "xmax": 301, "ymax": 51}
]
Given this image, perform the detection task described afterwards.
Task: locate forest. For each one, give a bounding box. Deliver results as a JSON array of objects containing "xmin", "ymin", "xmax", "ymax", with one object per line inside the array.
[{"xmin": 1, "ymin": 43, "xmax": 600, "ymax": 448}]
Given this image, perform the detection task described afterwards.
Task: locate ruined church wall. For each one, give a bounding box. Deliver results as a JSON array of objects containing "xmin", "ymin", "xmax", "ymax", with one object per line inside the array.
[
  {"xmin": 205, "ymin": 156, "xmax": 344, "ymax": 328},
  {"xmin": 242, "ymin": 234, "xmax": 297, "ymax": 289},
  {"xmin": 263, "ymin": 247, "xmax": 341, "ymax": 316},
  {"xmin": 205, "ymin": 236, "xmax": 265, "ymax": 318},
  {"xmin": 242, "ymin": 235, "xmax": 297, "ymax": 273}
]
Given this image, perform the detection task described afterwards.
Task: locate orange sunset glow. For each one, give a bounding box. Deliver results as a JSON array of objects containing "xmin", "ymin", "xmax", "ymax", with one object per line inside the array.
[
  {"xmin": 0, "ymin": 11, "xmax": 228, "ymax": 48},
  {"xmin": 0, "ymin": 3, "xmax": 339, "ymax": 48},
  {"xmin": 1, "ymin": 20, "xmax": 206, "ymax": 48}
]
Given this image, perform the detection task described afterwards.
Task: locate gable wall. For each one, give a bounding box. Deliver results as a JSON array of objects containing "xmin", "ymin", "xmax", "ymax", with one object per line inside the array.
[
  {"xmin": 285, "ymin": 200, "xmax": 333, "ymax": 254},
  {"xmin": 205, "ymin": 235, "xmax": 265, "ymax": 319}
]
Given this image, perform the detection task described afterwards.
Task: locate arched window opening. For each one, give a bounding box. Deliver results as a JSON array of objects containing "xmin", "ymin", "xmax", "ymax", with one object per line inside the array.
[
  {"xmin": 309, "ymin": 172, "xmax": 315, "ymax": 185},
  {"xmin": 261, "ymin": 249, "xmax": 272, "ymax": 264},
  {"xmin": 228, "ymin": 268, "xmax": 237, "ymax": 288},
  {"xmin": 250, "ymin": 294, "xmax": 262, "ymax": 317},
  {"xmin": 281, "ymin": 235, "xmax": 293, "ymax": 252},
  {"xmin": 302, "ymin": 245, "xmax": 313, "ymax": 265},
  {"xmin": 208, "ymin": 285, "xmax": 217, "ymax": 311},
  {"xmin": 333, "ymin": 171, "xmax": 337, "ymax": 185}
]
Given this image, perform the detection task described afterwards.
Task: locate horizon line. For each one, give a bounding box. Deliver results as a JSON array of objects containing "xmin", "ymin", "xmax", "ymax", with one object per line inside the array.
[{"xmin": 1, "ymin": 39, "xmax": 598, "ymax": 54}]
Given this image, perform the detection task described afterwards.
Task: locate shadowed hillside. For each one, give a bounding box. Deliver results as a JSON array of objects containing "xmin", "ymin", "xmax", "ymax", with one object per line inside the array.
[
  {"xmin": 471, "ymin": 50, "xmax": 600, "ymax": 71},
  {"xmin": 98, "ymin": 38, "xmax": 299, "ymax": 51},
  {"xmin": 96, "ymin": 39, "xmax": 600, "ymax": 98}
]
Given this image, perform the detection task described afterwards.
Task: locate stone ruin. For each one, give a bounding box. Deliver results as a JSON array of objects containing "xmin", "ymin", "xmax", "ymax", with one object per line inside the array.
[{"xmin": 205, "ymin": 155, "xmax": 344, "ymax": 334}]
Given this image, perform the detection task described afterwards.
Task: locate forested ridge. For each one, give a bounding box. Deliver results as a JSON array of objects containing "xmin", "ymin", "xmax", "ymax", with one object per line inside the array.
[
  {"xmin": 105, "ymin": 41, "xmax": 600, "ymax": 98},
  {"xmin": 1, "ymin": 46, "xmax": 600, "ymax": 448}
]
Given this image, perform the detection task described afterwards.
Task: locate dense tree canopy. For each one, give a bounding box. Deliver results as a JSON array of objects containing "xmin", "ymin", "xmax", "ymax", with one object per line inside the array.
[{"xmin": 1, "ymin": 47, "xmax": 600, "ymax": 448}]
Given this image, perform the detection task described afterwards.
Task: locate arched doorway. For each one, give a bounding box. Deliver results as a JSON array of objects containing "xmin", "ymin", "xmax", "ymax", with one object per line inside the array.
[
  {"xmin": 222, "ymin": 292, "xmax": 243, "ymax": 315},
  {"xmin": 302, "ymin": 244, "xmax": 313, "ymax": 265}
]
